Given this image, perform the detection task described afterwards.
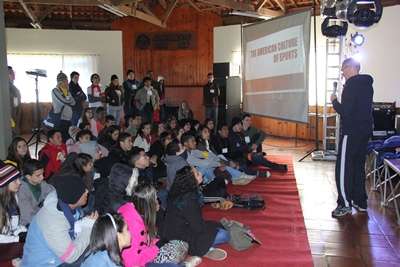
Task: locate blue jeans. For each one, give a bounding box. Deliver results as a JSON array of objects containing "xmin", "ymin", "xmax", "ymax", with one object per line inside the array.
[
  {"xmin": 212, "ymin": 228, "xmax": 230, "ymax": 247},
  {"xmin": 71, "ymin": 110, "xmax": 82, "ymax": 126},
  {"xmin": 196, "ymin": 166, "xmax": 216, "ymax": 185},
  {"xmin": 225, "ymin": 166, "xmax": 243, "ymax": 180},
  {"xmin": 107, "ymin": 105, "xmax": 123, "ymax": 125}
]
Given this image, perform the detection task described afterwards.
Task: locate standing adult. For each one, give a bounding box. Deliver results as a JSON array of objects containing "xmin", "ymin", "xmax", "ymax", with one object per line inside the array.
[
  {"xmin": 203, "ymin": 73, "xmax": 219, "ymax": 123},
  {"xmin": 105, "ymin": 74, "xmax": 124, "ymax": 126},
  {"xmin": 69, "ymin": 71, "xmax": 87, "ymax": 126},
  {"xmin": 87, "ymin": 73, "xmax": 103, "ymax": 110},
  {"xmin": 135, "ymin": 77, "xmax": 160, "ymax": 123},
  {"xmin": 51, "ymin": 72, "xmax": 75, "ymax": 141},
  {"xmin": 156, "ymin": 76, "xmax": 166, "ymax": 122},
  {"xmin": 8, "ymin": 66, "xmax": 21, "ymax": 135},
  {"xmin": 330, "ymin": 58, "xmax": 374, "ymax": 218},
  {"xmin": 123, "ymin": 69, "xmax": 140, "ymax": 118}
]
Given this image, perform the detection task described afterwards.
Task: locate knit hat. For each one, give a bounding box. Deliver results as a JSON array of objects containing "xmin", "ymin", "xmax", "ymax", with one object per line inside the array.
[
  {"xmin": 231, "ymin": 117, "xmax": 242, "ymax": 128},
  {"xmin": 54, "ymin": 176, "xmax": 86, "ymax": 204},
  {"xmin": 0, "ymin": 163, "xmax": 21, "ymax": 187},
  {"xmin": 111, "ymin": 74, "xmax": 119, "ymax": 81},
  {"xmin": 57, "ymin": 71, "xmax": 68, "ymax": 83}
]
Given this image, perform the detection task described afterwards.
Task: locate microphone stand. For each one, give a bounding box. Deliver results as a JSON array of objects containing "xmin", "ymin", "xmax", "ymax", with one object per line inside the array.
[{"xmin": 27, "ymin": 74, "xmax": 46, "ymax": 157}]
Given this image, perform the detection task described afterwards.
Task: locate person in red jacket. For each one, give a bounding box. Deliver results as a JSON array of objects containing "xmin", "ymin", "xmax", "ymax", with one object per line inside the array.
[{"xmin": 39, "ymin": 129, "xmax": 67, "ymax": 180}]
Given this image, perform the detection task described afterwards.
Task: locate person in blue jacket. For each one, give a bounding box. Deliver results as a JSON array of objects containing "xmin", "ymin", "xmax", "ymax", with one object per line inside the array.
[{"xmin": 330, "ymin": 57, "xmax": 374, "ymax": 218}]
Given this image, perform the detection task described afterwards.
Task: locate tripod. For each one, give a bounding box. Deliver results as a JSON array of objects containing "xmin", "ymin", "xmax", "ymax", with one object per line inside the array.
[{"xmin": 27, "ymin": 75, "xmax": 46, "ymax": 157}]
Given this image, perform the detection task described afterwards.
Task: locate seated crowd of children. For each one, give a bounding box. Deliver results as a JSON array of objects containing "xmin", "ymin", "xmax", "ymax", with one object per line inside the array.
[{"xmin": 0, "ymin": 104, "xmax": 288, "ymax": 266}]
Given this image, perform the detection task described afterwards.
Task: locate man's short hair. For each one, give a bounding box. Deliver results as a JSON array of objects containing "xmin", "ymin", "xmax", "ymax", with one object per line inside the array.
[
  {"xmin": 342, "ymin": 57, "xmax": 360, "ymax": 72},
  {"xmin": 47, "ymin": 129, "xmax": 61, "ymax": 140},
  {"xmin": 105, "ymin": 115, "xmax": 115, "ymax": 122},
  {"xmin": 76, "ymin": 129, "xmax": 92, "ymax": 141},
  {"xmin": 242, "ymin": 113, "xmax": 251, "ymax": 120},
  {"xmin": 126, "ymin": 69, "xmax": 134, "ymax": 75},
  {"xmin": 143, "ymin": 77, "xmax": 152, "ymax": 83},
  {"xmin": 70, "ymin": 71, "xmax": 80, "ymax": 79},
  {"xmin": 166, "ymin": 139, "xmax": 181, "ymax": 155},
  {"xmin": 207, "ymin": 72, "xmax": 213, "ymax": 76},
  {"xmin": 181, "ymin": 133, "xmax": 195, "ymax": 145},
  {"xmin": 23, "ymin": 159, "xmax": 44, "ymax": 176},
  {"xmin": 119, "ymin": 132, "xmax": 132, "ymax": 143}
]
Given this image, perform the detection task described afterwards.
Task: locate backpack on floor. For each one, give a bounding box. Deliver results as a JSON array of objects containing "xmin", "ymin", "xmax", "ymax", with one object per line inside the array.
[
  {"xmin": 220, "ymin": 218, "xmax": 262, "ymax": 251},
  {"xmin": 230, "ymin": 194, "xmax": 266, "ymax": 210}
]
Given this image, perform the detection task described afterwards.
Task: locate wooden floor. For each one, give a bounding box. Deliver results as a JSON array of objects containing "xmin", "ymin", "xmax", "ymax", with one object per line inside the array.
[{"xmin": 264, "ymin": 137, "xmax": 400, "ymax": 267}]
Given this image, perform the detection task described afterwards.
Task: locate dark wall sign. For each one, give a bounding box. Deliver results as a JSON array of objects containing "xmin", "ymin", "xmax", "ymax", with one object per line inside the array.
[{"xmin": 135, "ymin": 32, "xmax": 196, "ymax": 50}]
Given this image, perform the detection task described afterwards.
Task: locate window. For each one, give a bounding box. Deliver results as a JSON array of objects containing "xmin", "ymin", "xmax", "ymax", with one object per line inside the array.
[{"xmin": 7, "ymin": 53, "xmax": 99, "ymax": 103}]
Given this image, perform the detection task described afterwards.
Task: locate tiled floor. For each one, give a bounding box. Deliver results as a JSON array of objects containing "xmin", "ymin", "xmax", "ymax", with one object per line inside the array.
[{"xmin": 263, "ymin": 136, "xmax": 400, "ymax": 267}]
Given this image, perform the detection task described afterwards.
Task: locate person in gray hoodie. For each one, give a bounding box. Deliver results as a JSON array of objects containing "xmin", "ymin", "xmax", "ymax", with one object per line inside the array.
[
  {"xmin": 52, "ymin": 71, "xmax": 76, "ymax": 141},
  {"xmin": 21, "ymin": 174, "xmax": 98, "ymax": 266},
  {"xmin": 17, "ymin": 159, "xmax": 54, "ymax": 226},
  {"xmin": 164, "ymin": 139, "xmax": 189, "ymax": 190}
]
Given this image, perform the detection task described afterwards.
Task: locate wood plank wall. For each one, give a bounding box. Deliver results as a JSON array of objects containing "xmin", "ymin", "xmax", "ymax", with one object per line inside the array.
[{"xmin": 110, "ymin": 7, "xmax": 222, "ymax": 123}]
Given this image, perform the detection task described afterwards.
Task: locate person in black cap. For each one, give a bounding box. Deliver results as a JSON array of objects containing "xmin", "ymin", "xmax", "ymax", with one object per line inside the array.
[
  {"xmin": 203, "ymin": 73, "xmax": 220, "ymax": 123},
  {"xmin": 22, "ymin": 173, "xmax": 98, "ymax": 266}
]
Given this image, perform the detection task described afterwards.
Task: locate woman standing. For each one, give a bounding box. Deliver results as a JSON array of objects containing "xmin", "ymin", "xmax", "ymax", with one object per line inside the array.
[
  {"xmin": 105, "ymin": 75, "xmax": 124, "ymax": 126},
  {"xmin": 51, "ymin": 71, "xmax": 76, "ymax": 141},
  {"xmin": 87, "ymin": 73, "xmax": 103, "ymax": 110}
]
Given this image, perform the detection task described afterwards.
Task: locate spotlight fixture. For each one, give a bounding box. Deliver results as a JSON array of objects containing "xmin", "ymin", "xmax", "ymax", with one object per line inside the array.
[
  {"xmin": 351, "ymin": 32, "xmax": 365, "ymax": 46},
  {"xmin": 347, "ymin": 0, "xmax": 383, "ymax": 28},
  {"xmin": 321, "ymin": 17, "xmax": 348, "ymax": 38}
]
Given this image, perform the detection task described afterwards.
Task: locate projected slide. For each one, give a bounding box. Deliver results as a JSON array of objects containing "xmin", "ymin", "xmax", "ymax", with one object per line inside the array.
[{"xmin": 243, "ymin": 11, "xmax": 311, "ymax": 123}]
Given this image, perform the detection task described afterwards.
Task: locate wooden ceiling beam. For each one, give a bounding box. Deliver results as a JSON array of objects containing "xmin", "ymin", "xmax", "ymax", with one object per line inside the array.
[
  {"xmin": 187, "ymin": 0, "xmax": 201, "ymax": 12},
  {"xmin": 272, "ymin": 0, "xmax": 286, "ymax": 12},
  {"xmin": 162, "ymin": 0, "xmax": 178, "ymax": 25},
  {"xmin": 197, "ymin": 0, "xmax": 283, "ymax": 17},
  {"xmin": 138, "ymin": 2, "xmax": 156, "ymax": 17},
  {"xmin": 111, "ymin": 2, "xmax": 165, "ymax": 27},
  {"xmin": 18, "ymin": 0, "xmax": 42, "ymax": 28},
  {"xmin": 6, "ymin": 0, "xmax": 100, "ymax": 5},
  {"xmin": 158, "ymin": 0, "xmax": 167, "ymax": 9},
  {"xmin": 255, "ymin": 0, "xmax": 268, "ymax": 11}
]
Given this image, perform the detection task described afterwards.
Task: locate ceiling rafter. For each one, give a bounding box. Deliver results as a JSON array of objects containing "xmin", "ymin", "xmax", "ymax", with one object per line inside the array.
[
  {"xmin": 255, "ymin": 0, "xmax": 268, "ymax": 11},
  {"xmin": 158, "ymin": 0, "xmax": 167, "ymax": 9},
  {"xmin": 197, "ymin": 0, "xmax": 283, "ymax": 17},
  {"xmin": 18, "ymin": 0, "xmax": 42, "ymax": 28},
  {"xmin": 162, "ymin": 0, "xmax": 178, "ymax": 25},
  {"xmin": 272, "ymin": 0, "xmax": 286, "ymax": 12},
  {"xmin": 187, "ymin": 0, "xmax": 201, "ymax": 12}
]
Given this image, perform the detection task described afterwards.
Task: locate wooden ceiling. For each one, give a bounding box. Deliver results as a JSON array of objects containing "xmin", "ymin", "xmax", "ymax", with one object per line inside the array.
[{"xmin": 3, "ymin": 0, "xmax": 400, "ymax": 30}]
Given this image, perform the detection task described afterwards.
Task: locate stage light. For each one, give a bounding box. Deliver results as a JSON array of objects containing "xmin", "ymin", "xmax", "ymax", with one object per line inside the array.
[
  {"xmin": 321, "ymin": 17, "xmax": 348, "ymax": 38},
  {"xmin": 351, "ymin": 32, "xmax": 365, "ymax": 46},
  {"xmin": 347, "ymin": 0, "xmax": 383, "ymax": 28}
]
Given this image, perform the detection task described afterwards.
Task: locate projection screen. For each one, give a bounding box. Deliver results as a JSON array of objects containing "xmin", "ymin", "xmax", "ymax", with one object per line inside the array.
[{"xmin": 243, "ymin": 11, "xmax": 311, "ymax": 123}]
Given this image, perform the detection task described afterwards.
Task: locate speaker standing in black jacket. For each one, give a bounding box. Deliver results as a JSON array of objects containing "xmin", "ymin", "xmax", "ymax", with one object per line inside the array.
[{"xmin": 330, "ymin": 58, "xmax": 374, "ymax": 218}]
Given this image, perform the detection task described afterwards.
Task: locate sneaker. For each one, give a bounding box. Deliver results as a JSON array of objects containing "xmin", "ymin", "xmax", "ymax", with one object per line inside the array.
[
  {"xmin": 257, "ymin": 170, "xmax": 271, "ymax": 178},
  {"xmin": 204, "ymin": 248, "xmax": 227, "ymax": 261},
  {"xmin": 183, "ymin": 256, "xmax": 202, "ymax": 267},
  {"xmin": 243, "ymin": 174, "xmax": 257, "ymax": 180},
  {"xmin": 331, "ymin": 206, "xmax": 352, "ymax": 218},
  {"xmin": 352, "ymin": 201, "xmax": 367, "ymax": 212},
  {"xmin": 12, "ymin": 258, "xmax": 21, "ymax": 267},
  {"xmin": 232, "ymin": 177, "xmax": 252, "ymax": 186}
]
